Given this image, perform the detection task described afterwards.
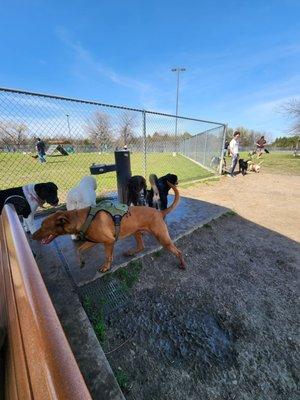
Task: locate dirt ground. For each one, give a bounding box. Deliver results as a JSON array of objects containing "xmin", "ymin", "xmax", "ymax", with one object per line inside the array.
[
  {"xmin": 181, "ymin": 172, "xmax": 300, "ymax": 242},
  {"xmin": 98, "ymin": 172, "xmax": 299, "ymax": 400}
]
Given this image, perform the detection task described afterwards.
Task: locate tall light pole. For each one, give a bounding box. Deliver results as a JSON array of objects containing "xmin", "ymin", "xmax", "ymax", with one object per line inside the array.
[
  {"xmin": 171, "ymin": 67, "xmax": 186, "ymax": 152},
  {"xmin": 66, "ymin": 113, "xmax": 71, "ymax": 137}
]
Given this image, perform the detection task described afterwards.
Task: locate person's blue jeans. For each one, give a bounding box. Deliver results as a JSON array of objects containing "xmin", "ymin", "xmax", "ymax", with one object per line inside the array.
[
  {"xmin": 230, "ymin": 154, "xmax": 238, "ymax": 175},
  {"xmin": 38, "ymin": 151, "xmax": 46, "ymax": 163}
]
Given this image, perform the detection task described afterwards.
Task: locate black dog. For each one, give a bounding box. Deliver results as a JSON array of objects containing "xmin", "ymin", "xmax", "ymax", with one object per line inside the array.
[
  {"xmin": 0, "ymin": 182, "xmax": 59, "ymax": 233},
  {"xmin": 148, "ymin": 173, "xmax": 178, "ymax": 210},
  {"xmin": 126, "ymin": 175, "xmax": 147, "ymax": 206},
  {"xmin": 238, "ymin": 159, "xmax": 249, "ymax": 176}
]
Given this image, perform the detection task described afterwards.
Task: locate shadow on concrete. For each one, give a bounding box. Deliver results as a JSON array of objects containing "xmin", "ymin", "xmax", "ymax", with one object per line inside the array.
[{"xmin": 31, "ymin": 196, "xmax": 229, "ymax": 287}]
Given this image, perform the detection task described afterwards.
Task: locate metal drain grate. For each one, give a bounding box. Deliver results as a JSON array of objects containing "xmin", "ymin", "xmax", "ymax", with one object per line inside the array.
[{"xmin": 78, "ymin": 277, "xmax": 130, "ymax": 315}]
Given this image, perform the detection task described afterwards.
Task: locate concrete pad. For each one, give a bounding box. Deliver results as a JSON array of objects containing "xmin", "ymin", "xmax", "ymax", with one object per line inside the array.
[{"xmin": 31, "ymin": 196, "xmax": 228, "ymax": 287}]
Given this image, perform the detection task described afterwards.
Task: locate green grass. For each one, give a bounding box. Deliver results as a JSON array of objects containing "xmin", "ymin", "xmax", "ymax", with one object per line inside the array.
[
  {"xmin": 224, "ymin": 210, "xmax": 237, "ymax": 217},
  {"xmin": 225, "ymin": 151, "xmax": 300, "ymax": 175},
  {"xmin": 180, "ymin": 175, "xmax": 220, "ymax": 188},
  {"xmin": 82, "ymin": 295, "xmax": 93, "ymax": 313},
  {"xmin": 0, "ymin": 151, "xmax": 212, "ymax": 201},
  {"xmin": 115, "ymin": 369, "xmax": 131, "ymax": 393},
  {"xmin": 203, "ymin": 223, "xmax": 212, "ymax": 229},
  {"xmin": 153, "ymin": 249, "xmax": 163, "ymax": 257},
  {"xmin": 82, "ymin": 295, "xmax": 106, "ymax": 342},
  {"xmin": 115, "ymin": 260, "xmax": 143, "ymax": 290},
  {"xmin": 94, "ymin": 313, "xmax": 106, "ymax": 342},
  {"xmin": 82, "ymin": 261, "xmax": 143, "ymax": 347}
]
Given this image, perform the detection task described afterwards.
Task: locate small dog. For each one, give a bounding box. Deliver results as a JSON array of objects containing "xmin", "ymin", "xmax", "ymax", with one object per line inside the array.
[
  {"xmin": 210, "ymin": 156, "xmax": 221, "ymax": 168},
  {"xmin": 211, "ymin": 156, "xmax": 227, "ymax": 173},
  {"xmin": 0, "ymin": 182, "xmax": 59, "ymax": 234},
  {"xmin": 32, "ymin": 183, "xmax": 185, "ymax": 273},
  {"xmin": 148, "ymin": 173, "xmax": 178, "ymax": 211},
  {"xmin": 126, "ymin": 175, "xmax": 147, "ymax": 206},
  {"xmin": 66, "ymin": 176, "xmax": 97, "ymax": 240},
  {"xmin": 238, "ymin": 159, "xmax": 250, "ymax": 175},
  {"xmin": 248, "ymin": 161, "xmax": 262, "ymax": 173}
]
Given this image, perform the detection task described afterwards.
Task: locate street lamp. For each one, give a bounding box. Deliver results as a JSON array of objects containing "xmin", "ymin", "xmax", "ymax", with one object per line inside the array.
[
  {"xmin": 171, "ymin": 67, "xmax": 186, "ymax": 151},
  {"xmin": 66, "ymin": 114, "xmax": 71, "ymax": 137}
]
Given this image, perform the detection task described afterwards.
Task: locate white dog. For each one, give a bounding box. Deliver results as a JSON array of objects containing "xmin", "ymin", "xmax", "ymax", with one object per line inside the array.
[
  {"xmin": 248, "ymin": 161, "xmax": 262, "ymax": 173},
  {"xmin": 66, "ymin": 176, "xmax": 97, "ymax": 240}
]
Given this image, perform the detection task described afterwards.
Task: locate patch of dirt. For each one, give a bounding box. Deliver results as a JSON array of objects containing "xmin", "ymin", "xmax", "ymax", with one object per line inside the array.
[
  {"xmin": 101, "ymin": 214, "xmax": 299, "ymax": 400},
  {"xmin": 181, "ymin": 173, "xmax": 300, "ymax": 242}
]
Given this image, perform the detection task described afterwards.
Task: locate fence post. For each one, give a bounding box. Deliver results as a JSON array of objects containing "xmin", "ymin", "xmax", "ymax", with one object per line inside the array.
[
  {"xmin": 219, "ymin": 124, "xmax": 227, "ymax": 174},
  {"xmin": 203, "ymin": 131, "xmax": 208, "ymax": 165},
  {"xmin": 114, "ymin": 150, "xmax": 132, "ymax": 203},
  {"xmin": 143, "ymin": 110, "xmax": 147, "ymax": 178}
]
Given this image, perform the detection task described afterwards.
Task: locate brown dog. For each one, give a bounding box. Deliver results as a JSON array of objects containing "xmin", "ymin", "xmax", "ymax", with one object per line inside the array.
[{"xmin": 32, "ymin": 183, "xmax": 185, "ymax": 273}]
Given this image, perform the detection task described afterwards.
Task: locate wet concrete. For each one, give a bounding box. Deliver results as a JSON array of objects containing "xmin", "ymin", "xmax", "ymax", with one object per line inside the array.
[{"xmin": 31, "ymin": 195, "xmax": 228, "ymax": 287}]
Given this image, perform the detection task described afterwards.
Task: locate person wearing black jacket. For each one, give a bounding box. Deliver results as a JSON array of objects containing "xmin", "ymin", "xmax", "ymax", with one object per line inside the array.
[{"xmin": 36, "ymin": 138, "xmax": 46, "ymax": 163}]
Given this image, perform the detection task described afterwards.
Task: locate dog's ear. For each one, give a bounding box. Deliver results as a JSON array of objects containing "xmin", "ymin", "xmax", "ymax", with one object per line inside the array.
[{"xmin": 167, "ymin": 174, "xmax": 178, "ymax": 184}]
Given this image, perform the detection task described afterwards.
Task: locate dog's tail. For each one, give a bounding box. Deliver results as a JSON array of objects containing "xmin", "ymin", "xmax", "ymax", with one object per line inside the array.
[{"xmin": 160, "ymin": 182, "xmax": 180, "ymax": 218}]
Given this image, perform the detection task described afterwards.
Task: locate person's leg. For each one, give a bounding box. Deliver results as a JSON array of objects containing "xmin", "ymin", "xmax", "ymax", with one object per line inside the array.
[
  {"xmin": 38, "ymin": 151, "xmax": 43, "ymax": 163},
  {"xmin": 230, "ymin": 154, "xmax": 238, "ymax": 176}
]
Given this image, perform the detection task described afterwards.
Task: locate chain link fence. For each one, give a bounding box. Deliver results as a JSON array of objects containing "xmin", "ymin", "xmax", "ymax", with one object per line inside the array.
[{"xmin": 0, "ymin": 87, "xmax": 226, "ymax": 201}]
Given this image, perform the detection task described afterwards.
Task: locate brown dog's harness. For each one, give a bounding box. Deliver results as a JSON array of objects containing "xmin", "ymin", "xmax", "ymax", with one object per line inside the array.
[{"xmin": 78, "ymin": 201, "xmax": 128, "ymax": 242}]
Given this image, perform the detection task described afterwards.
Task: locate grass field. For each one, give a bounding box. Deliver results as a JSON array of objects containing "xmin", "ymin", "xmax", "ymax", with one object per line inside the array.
[
  {"xmin": 254, "ymin": 152, "xmax": 300, "ymax": 174},
  {"xmin": 227, "ymin": 151, "xmax": 300, "ymax": 175},
  {"xmin": 1, "ymin": 151, "xmax": 298, "ymax": 202},
  {"xmin": 0, "ymin": 152, "xmax": 212, "ymax": 201}
]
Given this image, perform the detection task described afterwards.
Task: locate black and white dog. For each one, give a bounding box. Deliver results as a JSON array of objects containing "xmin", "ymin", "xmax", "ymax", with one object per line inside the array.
[
  {"xmin": 126, "ymin": 175, "xmax": 147, "ymax": 206},
  {"xmin": 0, "ymin": 182, "xmax": 59, "ymax": 234},
  {"xmin": 148, "ymin": 173, "xmax": 178, "ymax": 211}
]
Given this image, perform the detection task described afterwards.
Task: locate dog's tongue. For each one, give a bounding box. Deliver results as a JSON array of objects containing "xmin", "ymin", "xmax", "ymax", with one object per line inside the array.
[{"xmin": 41, "ymin": 234, "xmax": 56, "ymax": 245}]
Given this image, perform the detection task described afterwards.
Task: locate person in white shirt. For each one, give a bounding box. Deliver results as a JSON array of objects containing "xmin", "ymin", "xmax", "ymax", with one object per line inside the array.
[{"xmin": 229, "ymin": 131, "xmax": 240, "ymax": 177}]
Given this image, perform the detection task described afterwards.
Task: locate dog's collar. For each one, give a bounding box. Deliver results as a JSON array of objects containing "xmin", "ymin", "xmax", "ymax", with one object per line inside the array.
[{"xmin": 23, "ymin": 184, "xmax": 45, "ymax": 207}]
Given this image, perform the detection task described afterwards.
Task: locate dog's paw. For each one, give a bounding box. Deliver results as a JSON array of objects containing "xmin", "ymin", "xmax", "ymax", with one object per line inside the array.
[{"xmin": 99, "ymin": 264, "xmax": 110, "ymax": 273}]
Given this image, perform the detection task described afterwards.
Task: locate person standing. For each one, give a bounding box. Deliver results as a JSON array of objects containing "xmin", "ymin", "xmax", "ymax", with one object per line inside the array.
[
  {"xmin": 256, "ymin": 135, "xmax": 267, "ymax": 156},
  {"xmin": 36, "ymin": 138, "xmax": 46, "ymax": 163},
  {"xmin": 229, "ymin": 131, "xmax": 240, "ymax": 177},
  {"xmin": 224, "ymin": 139, "xmax": 230, "ymax": 157}
]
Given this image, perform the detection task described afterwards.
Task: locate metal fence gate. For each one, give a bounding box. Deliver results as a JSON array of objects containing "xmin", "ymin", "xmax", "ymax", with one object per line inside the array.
[{"xmin": 0, "ymin": 87, "xmax": 226, "ymax": 201}]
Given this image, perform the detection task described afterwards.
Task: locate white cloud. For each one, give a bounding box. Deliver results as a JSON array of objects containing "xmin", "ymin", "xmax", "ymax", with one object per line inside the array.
[{"xmin": 56, "ymin": 27, "xmax": 151, "ymax": 95}]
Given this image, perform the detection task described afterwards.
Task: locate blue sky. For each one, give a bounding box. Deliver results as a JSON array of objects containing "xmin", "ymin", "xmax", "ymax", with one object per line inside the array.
[{"xmin": 1, "ymin": 0, "xmax": 300, "ymax": 139}]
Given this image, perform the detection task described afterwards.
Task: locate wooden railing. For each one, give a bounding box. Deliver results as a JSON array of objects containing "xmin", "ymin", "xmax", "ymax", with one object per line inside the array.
[{"xmin": 0, "ymin": 204, "xmax": 92, "ymax": 399}]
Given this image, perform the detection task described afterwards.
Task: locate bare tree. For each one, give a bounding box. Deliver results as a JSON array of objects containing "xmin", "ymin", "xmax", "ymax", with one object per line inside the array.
[
  {"xmin": 0, "ymin": 121, "xmax": 28, "ymax": 149},
  {"xmin": 226, "ymin": 126, "xmax": 267, "ymax": 147},
  {"xmin": 86, "ymin": 111, "xmax": 113, "ymax": 149},
  {"xmin": 281, "ymin": 99, "xmax": 300, "ymax": 134},
  {"xmin": 119, "ymin": 112, "xmax": 137, "ymax": 147}
]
